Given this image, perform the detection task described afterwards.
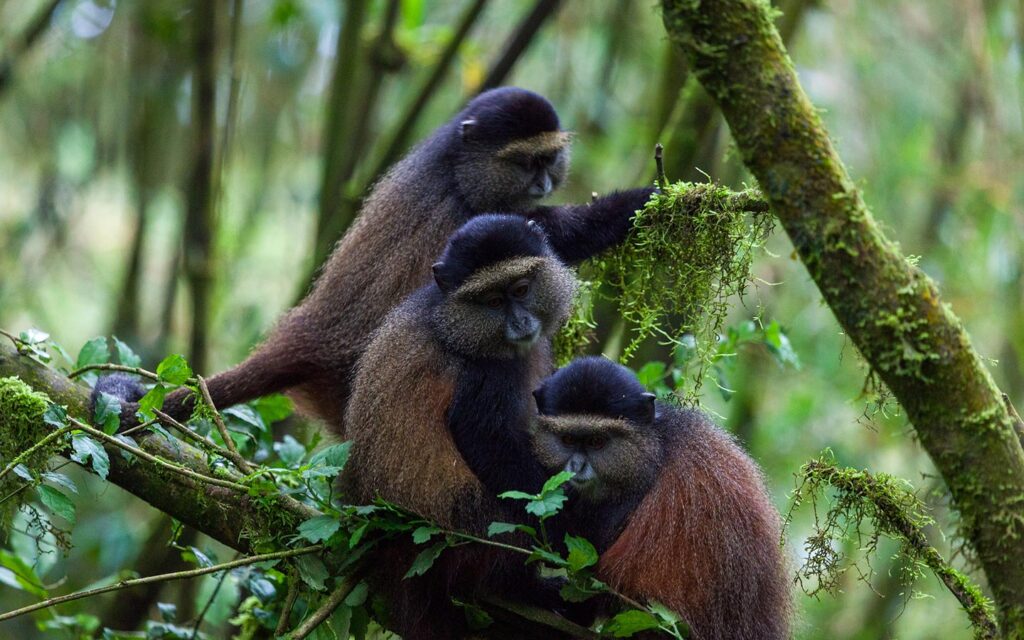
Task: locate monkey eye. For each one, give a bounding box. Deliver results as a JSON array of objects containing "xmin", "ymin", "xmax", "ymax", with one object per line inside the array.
[
  {"xmin": 483, "ymin": 294, "xmax": 504, "ymax": 309},
  {"xmin": 561, "ymin": 434, "xmax": 576, "ymax": 446},
  {"xmin": 588, "ymin": 436, "xmax": 607, "ymax": 450},
  {"xmin": 510, "ymin": 279, "xmax": 530, "ymax": 299}
]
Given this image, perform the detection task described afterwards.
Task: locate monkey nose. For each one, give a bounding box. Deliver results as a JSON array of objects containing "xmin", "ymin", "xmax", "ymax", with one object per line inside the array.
[
  {"xmin": 529, "ymin": 173, "xmax": 553, "ymax": 198},
  {"xmin": 506, "ymin": 316, "xmax": 540, "ymax": 346}
]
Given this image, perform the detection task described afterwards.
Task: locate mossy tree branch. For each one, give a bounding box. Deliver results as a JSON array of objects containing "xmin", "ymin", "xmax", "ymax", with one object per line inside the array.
[
  {"xmin": 660, "ymin": 0, "xmax": 1024, "ymax": 632},
  {"xmin": 0, "ymin": 343, "xmax": 318, "ymax": 553}
]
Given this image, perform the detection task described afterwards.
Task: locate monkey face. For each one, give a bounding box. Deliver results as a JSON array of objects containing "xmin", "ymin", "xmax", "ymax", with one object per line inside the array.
[
  {"xmin": 434, "ymin": 256, "xmax": 576, "ymax": 359},
  {"xmin": 532, "ymin": 416, "xmax": 663, "ymax": 504},
  {"xmin": 453, "ymin": 132, "xmax": 571, "ymax": 212}
]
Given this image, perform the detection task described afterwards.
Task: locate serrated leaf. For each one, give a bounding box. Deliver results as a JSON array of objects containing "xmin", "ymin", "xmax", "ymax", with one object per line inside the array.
[
  {"xmin": 525, "ymin": 491, "xmax": 567, "ymax": 519},
  {"xmin": 403, "ymin": 540, "xmax": 447, "ymax": 579},
  {"xmin": 603, "ymin": 610, "xmax": 661, "ymax": 637},
  {"xmin": 43, "ymin": 403, "xmax": 68, "ymax": 429},
  {"xmin": 112, "ymin": 336, "xmax": 142, "ymax": 367},
  {"xmin": 76, "ymin": 337, "xmax": 109, "ymax": 369},
  {"xmin": 487, "ymin": 522, "xmax": 518, "ymax": 537},
  {"xmin": 526, "ymin": 547, "xmax": 567, "ymax": 568},
  {"xmin": 298, "ymin": 516, "xmax": 342, "ymax": 543},
  {"xmin": 70, "ymin": 434, "xmax": 110, "ymax": 480},
  {"xmin": 156, "ymin": 354, "xmax": 192, "ymax": 385},
  {"xmin": 296, "ymin": 554, "xmax": 329, "ymax": 591},
  {"xmin": 412, "ymin": 526, "xmax": 440, "ymax": 544},
  {"xmin": 37, "ymin": 485, "xmax": 75, "ymax": 524},
  {"xmin": 93, "ymin": 391, "xmax": 122, "ymax": 434},
  {"xmin": 541, "ymin": 470, "xmax": 574, "ymax": 495},
  {"xmin": 564, "ymin": 534, "xmax": 598, "ymax": 572}
]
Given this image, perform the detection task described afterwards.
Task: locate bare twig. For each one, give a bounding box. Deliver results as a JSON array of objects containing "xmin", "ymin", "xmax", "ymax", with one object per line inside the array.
[
  {"xmin": 68, "ymin": 363, "xmax": 160, "ymax": 381},
  {"xmin": 117, "ymin": 418, "xmax": 159, "ymax": 438},
  {"xmin": 189, "ymin": 550, "xmax": 241, "ymax": 639},
  {"xmin": 654, "ymin": 143, "xmax": 667, "ymax": 190},
  {"xmin": 196, "ymin": 375, "xmax": 253, "ymax": 474},
  {"xmin": 0, "ymin": 545, "xmax": 324, "ymax": 623},
  {"xmin": 274, "ymin": 569, "xmax": 301, "ymax": 636},
  {"xmin": 0, "ymin": 425, "xmax": 74, "ymax": 483},
  {"xmin": 289, "ymin": 574, "xmax": 359, "ymax": 639},
  {"xmin": 154, "ymin": 409, "xmax": 232, "ymax": 459},
  {"xmin": 68, "ymin": 417, "xmax": 249, "ymax": 493}
]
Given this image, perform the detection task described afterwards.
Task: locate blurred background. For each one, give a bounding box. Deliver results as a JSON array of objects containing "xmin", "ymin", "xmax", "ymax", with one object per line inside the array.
[{"xmin": 1, "ymin": 0, "xmax": 1022, "ymax": 638}]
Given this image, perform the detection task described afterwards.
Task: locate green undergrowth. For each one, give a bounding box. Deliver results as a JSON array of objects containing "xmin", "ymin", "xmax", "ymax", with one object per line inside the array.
[
  {"xmin": 0, "ymin": 376, "xmax": 54, "ymax": 532},
  {"xmin": 554, "ymin": 181, "xmax": 774, "ymax": 399}
]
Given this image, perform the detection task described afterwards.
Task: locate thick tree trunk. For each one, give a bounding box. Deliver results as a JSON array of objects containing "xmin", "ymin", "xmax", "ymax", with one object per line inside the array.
[{"xmin": 660, "ymin": 0, "xmax": 1024, "ymax": 633}]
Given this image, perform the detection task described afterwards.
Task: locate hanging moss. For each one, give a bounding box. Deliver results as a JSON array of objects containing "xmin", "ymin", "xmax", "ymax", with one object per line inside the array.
[
  {"xmin": 789, "ymin": 452, "xmax": 999, "ymax": 639},
  {"xmin": 554, "ymin": 181, "xmax": 772, "ymax": 399}
]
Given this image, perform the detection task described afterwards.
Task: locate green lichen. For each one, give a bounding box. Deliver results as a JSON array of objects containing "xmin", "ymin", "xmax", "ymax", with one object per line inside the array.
[
  {"xmin": 554, "ymin": 181, "xmax": 772, "ymax": 398},
  {"xmin": 0, "ymin": 376, "xmax": 58, "ymax": 531},
  {"xmin": 788, "ymin": 451, "xmax": 999, "ymax": 639}
]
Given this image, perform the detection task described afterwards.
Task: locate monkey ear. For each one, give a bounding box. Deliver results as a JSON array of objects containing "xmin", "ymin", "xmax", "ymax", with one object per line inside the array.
[
  {"xmin": 460, "ymin": 118, "xmax": 477, "ymax": 139},
  {"xmin": 432, "ymin": 262, "xmax": 452, "ymax": 292},
  {"xmin": 640, "ymin": 392, "xmax": 657, "ymax": 424}
]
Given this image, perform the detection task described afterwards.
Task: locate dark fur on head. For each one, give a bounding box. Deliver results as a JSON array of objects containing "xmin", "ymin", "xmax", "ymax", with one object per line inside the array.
[
  {"xmin": 431, "ymin": 214, "xmax": 550, "ymax": 292},
  {"xmin": 91, "ymin": 374, "xmax": 147, "ymax": 406},
  {"xmin": 532, "ymin": 357, "xmax": 791, "ymax": 640},
  {"xmin": 534, "ymin": 356, "xmax": 656, "ymax": 425},
  {"xmin": 456, "ymin": 87, "xmax": 560, "ymax": 148}
]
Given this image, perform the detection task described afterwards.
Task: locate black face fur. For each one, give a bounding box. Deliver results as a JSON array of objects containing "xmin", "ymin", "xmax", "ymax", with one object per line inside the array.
[
  {"xmin": 431, "ymin": 214, "xmax": 575, "ymax": 360},
  {"xmin": 534, "ymin": 356, "xmax": 656, "ymax": 424},
  {"xmin": 452, "ymin": 87, "xmax": 572, "ymax": 212}
]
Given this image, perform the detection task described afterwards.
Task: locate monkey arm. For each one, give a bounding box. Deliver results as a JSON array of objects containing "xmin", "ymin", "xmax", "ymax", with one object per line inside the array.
[{"xmin": 526, "ymin": 187, "xmax": 656, "ymax": 264}]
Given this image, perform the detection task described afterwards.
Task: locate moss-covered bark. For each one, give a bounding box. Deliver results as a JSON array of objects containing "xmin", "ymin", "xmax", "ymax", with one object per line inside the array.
[
  {"xmin": 660, "ymin": 0, "xmax": 1024, "ymax": 633},
  {"xmin": 0, "ymin": 343, "xmax": 317, "ymax": 553}
]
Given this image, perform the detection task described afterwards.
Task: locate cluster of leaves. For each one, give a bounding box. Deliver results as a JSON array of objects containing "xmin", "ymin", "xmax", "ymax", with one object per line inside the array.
[{"xmin": 555, "ymin": 182, "xmax": 775, "ymax": 400}]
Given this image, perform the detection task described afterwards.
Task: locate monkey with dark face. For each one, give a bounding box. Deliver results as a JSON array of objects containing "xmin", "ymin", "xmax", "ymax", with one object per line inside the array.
[
  {"xmin": 341, "ymin": 214, "xmax": 577, "ymax": 639},
  {"xmin": 532, "ymin": 357, "xmax": 791, "ymax": 640},
  {"xmin": 96, "ymin": 87, "xmax": 654, "ymax": 433}
]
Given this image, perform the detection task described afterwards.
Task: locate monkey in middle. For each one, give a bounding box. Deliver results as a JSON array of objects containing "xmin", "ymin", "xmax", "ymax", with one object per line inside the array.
[
  {"xmin": 95, "ymin": 87, "xmax": 654, "ymax": 434},
  {"xmin": 341, "ymin": 214, "xmax": 579, "ymax": 639}
]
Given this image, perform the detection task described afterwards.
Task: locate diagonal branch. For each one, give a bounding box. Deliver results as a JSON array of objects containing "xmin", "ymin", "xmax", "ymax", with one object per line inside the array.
[{"xmin": 660, "ymin": 0, "xmax": 1024, "ymax": 631}]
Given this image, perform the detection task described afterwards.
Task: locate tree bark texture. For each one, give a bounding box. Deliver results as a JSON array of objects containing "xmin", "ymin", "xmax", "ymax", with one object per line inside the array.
[{"xmin": 660, "ymin": 0, "xmax": 1024, "ymax": 633}]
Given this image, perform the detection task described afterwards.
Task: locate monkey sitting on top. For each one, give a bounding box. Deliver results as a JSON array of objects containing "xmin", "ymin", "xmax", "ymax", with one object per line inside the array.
[
  {"xmin": 95, "ymin": 87, "xmax": 654, "ymax": 435},
  {"xmin": 341, "ymin": 214, "xmax": 579, "ymax": 639},
  {"xmin": 532, "ymin": 357, "xmax": 791, "ymax": 640}
]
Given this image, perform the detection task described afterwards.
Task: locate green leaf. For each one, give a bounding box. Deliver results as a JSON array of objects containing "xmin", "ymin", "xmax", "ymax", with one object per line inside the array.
[
  {"xmin": 564, "ymin": 534, "xmax": 598, "ymax": 572},
  {"xmin": 41, "ymin": 472, "xmax": 77, "ymax": 494},
  {"xmin": 648, "ymin": 600, "xmax": 682, "ymax": 625},
  {"xmin": 43, "ymin": 403, "xmax": 69, "ymax": 428},
  {"xmin": 525, "ymin": 491, "xmax": 567, "ymax": 519},
  {"xmin": 526, "ymin": 547, "xmax": 567, "ymax": 568},
  {"xmin": 12, "ymin": 465, "xmax": 33, "ymax": 482},
  {"xmin": 156, "ymin": 354, "xmax": 192, "ymax": 385},
  {"xmin": 348, "ymin": 523, "xmax": 369, "ymax": 549},
  {"xmin": 541, "ymin": 470, "xmax": 575, "ymax": 495},
  {"xmin": 37, "ymin": 484, "xmax": 75, "ymax": 524},
  {"xmin": 249, "ymin": 577, "xmax": 277, "ymax": 604},
  {"xmin": 403, "ymin": 540, "xmax": 447, "ymax": 579},
  {"xmin": 76, "ymin": 337, "xmax": 109, "ymax": 369},
  {"xmin": 298, "ymin": 516, "xmax": 342, "ymax": 544},
  {"xmin": 296, "ymin": 554, "xmax": 329, "ymax": 591},
  {"xmin": 112, "ymin": 336, "xmax": 142, "ymax": 367},
  {"xmin": 223, "ymin": 405, "xmax": 266, "ymax": 432},
  {"xmin": 309, "ymin": 442, "xmax": 351, "ymax": 470},
  {"xmin": 0, "ymin": 550, "xmax": 47, "ymax": 597},
  {"xmin": 70, "ymin": 434, "xmax": 110, "ymax": 480},
  {"xmin": 498, "ymin": 490, "xmax": 535, "ymax": 501},
  {"xmin": 253, "ymin": 394, "xmax": 294, "ymax": 424},
  {"xmin": 763, "ymin": 320, "xmax": 801, "ymax": 369},
  {"xmin": 274, "ymin": 435, "xmax": 306, "ymax": 468},
  {"xmin": 185, "ymin": 546, "xmax": 214, "ymax": 568},
  {"xmin": 487, "ymin": 522, "xmax": 518, "ymax": 537},
  {"xmin": 137, "ymin": 383, "xmax": 168, "ymax": 420},
  {"xmin": 344, "ymin": 581, "xmax": 369, "ymax": 607},
  {"xmin": 636, "ymin": 361, "xmax": 667, "ymax": 389},
  {"xmin": 157, "ymin": 602, "xmax": 177, "ymax": 622},
  {"xmin": 92, "ymin": 391, "xmax": 122, "ymax": 434},
  {"xmin": 412, "ymin": 526, "xmax": 440, "ymax": 544},
  {"xmin": 603, "ymin": 610, "xmax": 662, "ymax": 637}
]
